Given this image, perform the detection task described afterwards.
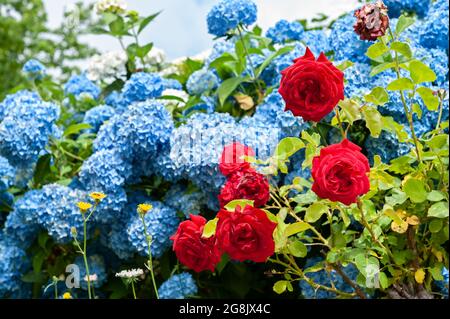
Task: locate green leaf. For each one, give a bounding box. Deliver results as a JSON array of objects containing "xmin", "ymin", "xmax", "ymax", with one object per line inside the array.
[
  {"xmin": 409, "ymin": 60, "xmax": 437, "ymax": 84},
  {"xmin": 285, "ymin": 221, "xmax": 311, "ymax": 237},
  {"xmin": 136, "ymin": 43, "xmax": 153, "ymax": 58},
  {"xmin": 416, "ymin": 87, "xmax": 439, "ymax": 111},
  {"xmin": 429, "ymin": 219, "xmax": 443, "ymax": 233},
  {"xmin": 202, "ymin": 218, "xmax": 218, "ymax": 238},
  {"xmin": 288, "ymin": 241, "xmax": 307, "ymax": 258},
  {"xmin": 338, "ymin": 99, "xmax": 361, "ymax": 124},
  {"xmin": 387, "ymin": 78, "xmax": 414, "ymax": 91},
  {"xmin": 336, "ymin": 60, "xmax": 354, "ymax": 71},
  {"xmin": 428, "ymin": 202, "xmax": 449, "ymax": 219},
  {"xmin": 109, "ymin": 17, "xmax": 126, "ymax": 36},
  {"xmin": 362, "ymin": 106, "xmax": 383, "ymax": 137},
  {"xmin": 403, "ymin": 178, "xmax": 428, "ymax": 203},
  {"xmin": 365, "ymin": 87, "xmax": 389, "ymax": 105},
  {"xmin": 255, "ymin": 45, "xmax": 293, "ymax": 78},
  {"xmin": 427, "ymin": 191, "xmax": 446, "ymax": 202},
  {"xmin": 379, "ymin": 272, "xmax": 390, "ymax": 289},
  {"xmin": 33, "ymin": 154, "xmax": 51, "ymax": 186},
  {"xmin": 395, "ymin": 15, "xmax": 415, "ymax": 35},
  {"xmin": 273, "ymin": 280, "xmax": 288, "ymax": 294},
  {"xmin": 391, "ymin": 41, "xmax": 412, "ymax": 58},
  {"xmin": 305, "ymin": 202, "xmax": 329, "ymax": 223},
  {"xmin": 275, "ymin": 137, "xmax": 305, "ymax": 159},
  {"xmin": 224, "ymin": 199, "xmax": 254, "ymax": 211},
  {"xmin": 370, "ymin": 62, "xmax": 395, "ymax": 77},
  {"xmin": 217, "ymin": 76, "xmax": 249, "ymax": 105},
  {"xmin": 63, "ymin": 123, "xmax": 92, "ymax": 137},
  {"xmin": 138, "ymin": 11, "xmax": 161, "ymax": 34},
  {"xmin": 366, "ymin": 42, "xmax": 389, "ymax": 60}
]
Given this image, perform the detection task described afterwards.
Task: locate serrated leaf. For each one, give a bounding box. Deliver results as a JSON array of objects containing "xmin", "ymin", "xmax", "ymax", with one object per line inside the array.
[
  {"xmin": 217, "ymin": 76, "xmax": 249, "ymax": 105},
  {"xmin": 224, "ymin": 199, "xmax": 254, "ymax": 211},
  {"xmin": 275, "ymin": 137, "xmax": 305, "ymax": 159},
  {"xmin": 288, "ymin": 241, "xmax": 307, "ymax": 258},
  {"xmin": 366, "ymin": 42, "xmax": 389, "ymax": 60},
  {"xmin": 403, "ymin": 178, "xmax": 428, "ymax": 203},
  {"xmin": 391, "ymin": 41, "xmax": 412, "ymax": 58},
  {"xmin": 362, "ymin": 106, "xmax": 383, "ymax": 137},
  {"xmin": 370, "ymin": 62, "xmax": 395, "ymax": 77},
  {"xmin": 387, "ymin": 78, "xmax": 414, "ymax": 91},
  {"xmin": 339, "ymin": 99, "xmax": 361, "ymax": 124},
  {"xmin": 273, "ymin": 280, "xmax": 288, "ymax": 294},
  {"xmin": 427, "ymin": 202, "xmax": 449, "ymax": 219},
  {"xmin": 285, "ymin": 221, "xmax": 311, "ymax": 237},
  {"xmin": 305, "ymin": 202, "xmax": 328, "ymax": 223},
  {"xmin": 396, "ymin": 15, "xmax": 415, "ymax": 35},
  {"xmin": 427, "ymin": 190, "xmax": 446, "ymax": 202},
  {"xmin": 365, "ymin": 87, "xmax": 389, "ymax": 105},
  {"xmin": 416, "ymin": 87, "xmax": 439, "ymax": 111},
  {"xmin": 409, "ymin": 60, "xmax": 437, "ymax": 84},
  {"xmin": 202, "ymin": 218, "xmax": 218, "ymax": 238}
]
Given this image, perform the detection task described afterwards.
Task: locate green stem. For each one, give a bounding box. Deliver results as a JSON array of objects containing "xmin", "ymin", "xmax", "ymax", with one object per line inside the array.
[
  {"xmin": 82, "ymin": 215, "xmax": 92, "ymax": 299},
  {"xmin": 236, "ymin": 24, "xmax": 263, "ymax": 93},
  {"xmin": 131, "ymin": 281, "xmax": 137, "ymax": 299},
  {"xmin": 54, "ymin": 280, "xmax": 58, "ymax": 299},
  {"xmin": 334, "ymin": 107, "xmax": 347, "ymax": 140},
  {"xmin": 140, "ymin": 214, "xmax": 159, "ymax": 299}
]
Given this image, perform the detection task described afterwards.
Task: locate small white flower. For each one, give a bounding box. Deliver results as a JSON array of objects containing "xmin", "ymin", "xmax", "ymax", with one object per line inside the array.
[
  {"xmin": 144, "ymin": 47, "xmax": 166, "ymax": 66},
  {"xmin": 115, "ymin": 268, "xmax": 144, "ymax": 279},
  {"xmin": 95, "ymin": 0, "xmax": 127, "ymax": 14},
  {"xmin": 84, "ymin": 274, "xmax": 98, "ymax": 282}
]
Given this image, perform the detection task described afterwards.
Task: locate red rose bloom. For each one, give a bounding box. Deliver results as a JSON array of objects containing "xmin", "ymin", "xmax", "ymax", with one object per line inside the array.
[
  {"xmin": 278, "ymin": 47, "xmax": 344, "ymax": 122},
  {"xmin": 311, "ymin": 139, "xmax": 370, "ymax": 205},
  {"xmin": 218, "ymin": 169, "xmax": 270, "ymax": 207},
  {"xmin": 170, "ymin": 214, "xmax": 221, "ymax": 272},
  {"xmin": 219, "ymin": 142, "xmax": 255, "ymax": 176},
  {"xmin": 215, "ymin": 204, "xmax": 277, "ymax": 262}
]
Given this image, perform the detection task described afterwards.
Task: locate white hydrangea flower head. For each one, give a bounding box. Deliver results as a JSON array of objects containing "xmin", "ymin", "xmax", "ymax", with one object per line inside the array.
[
  {"xmin": 87, "ymin": 50, "xmax": 127, "ymax": 83},
  {"xmin": 144, "ymin": 47, "xmax": 166, "ymax": 66},
  {"xmin": 95, "ymin": 0, "xmax": 127, "ymax": 14}
]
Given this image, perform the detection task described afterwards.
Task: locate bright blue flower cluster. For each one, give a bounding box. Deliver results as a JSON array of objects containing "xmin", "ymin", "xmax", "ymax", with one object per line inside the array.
[
  {"xmin": 384, "ymin": 0, "xmax": 431, "ymax": 18},
  {"xmin": 418, "ymin": 0, "xmax": 449, "ymax": 50},
  {"xmin": 126, "ymin": 199, "xmax": 179, "ymax": 258},
  {"xmin": 0, "ymin": 90, "xmax": 60, "ymax": 168},
  {"xmin": 74, "ymin": 254, "xmax": 107, "ymax": 290},
  {"xmin": 22, "ymin": 59, "xmax": 46, "ymax": 79},
  {"xmin": 163, "ymin": 184, "xmax": 206, "ymax": 218},
  {"xmin": 186, "ymin": 68, "xmax": 220, "ymax": 95},
  {"xmin": 121, "ymin": 72, "xmax": 163, "ymax": 104},
  {"xmin": 365, "ymin": 131, "xmax": 412, "ymax": 164},
  {"xmin": 0, "ymin": 234, "xmax": 31, "ymax": 298},
  {"xmin": 436, "ymin": 267, "xmax": 449, "ymax": 298},
  {"xmin": 158, "ymin": 272, "xmax": 198, "ymax": 299},
  {"xmin": 206, "ymin": 0, "xmax": 257, "ymax": 37},
  {"xmin": 64, "ymin": 74, "xmax": 101, "ymax": 99},
  {"xmin": 299, "ymin": 257, "xmax": 360, "ymax": 299},
  {"xmin": 162, "ymin": 78, "xmax": 183, "ymax": 91},
  {"xmin": 302, "ymin": 30, "xmax": 330, "ymax": 56},
  {"xmin": 205, "ymin": 39, "xmax": 236, "ymax": 67},
  {"xmin": 0, "ymin": 156, "xmax": 15, "ymax": 191},
  {"xmin": 329, "ymin": 14, "xmax": 370, "ymax": 63},
  {"xmin": 343, "ymin": 62, "xmax": 372, "ymax": 98},
  {"xmin": 266, "ymin": 20, "xmax": 304, "ymax": 44},
  {"xmin": 83, "ymin": 105, "xmax": 115, "ymax": 133}
]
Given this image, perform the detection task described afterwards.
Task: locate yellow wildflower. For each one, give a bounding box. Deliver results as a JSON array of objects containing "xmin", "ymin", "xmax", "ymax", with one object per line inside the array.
[
  {"xmin": 77, "ymin": 201, "xmax": 92, "ymax": 213},
  {"xmin": 137, "ymin": 203, "xmax": 153, "ymax": 215},
  {"xmin": 90, "ymin": 192, "xmax": 106, "ymax": 202},
  {"xmin": 62, "ymin": 292, "xmax": 72, "ymax": 299}
]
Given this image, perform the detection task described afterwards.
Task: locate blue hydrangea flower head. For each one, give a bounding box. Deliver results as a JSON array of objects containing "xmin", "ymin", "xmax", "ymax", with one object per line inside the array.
[
  {"xmin": 162, "ymin": 78, "xmax": 183, "ymax": 91},
  {"xmin": 158, "ymin": 272, "xmax": 198, "ymax": 299},
  {"xmin": 104, "ymin": 91, "xmax": 127, "ymax": 109},
  {"xmin": 205, "ymin": 39, "xmax": 236, "ymax": 67},
  {"xmin": 299, "ymin": 257, "xmax": 360, "ymax": 299},
  {"xmin": 384, "ymin": 0, "xmax": 431, "ymax": 18},
  {"xmin": 343, "ymin": 62, "xmax": 373, "ymax": 98},
  {"xmin": 0, "ymin": 234, "xmax": 32, "ymax": 298},
  {"xmin": 0, "ymin": 156, "xmax": 15, "ymax": 190},
  {"xmin": 418, "ymin": 0, "xmax": 449, "ymax": 50},
  {"xmin": 74, "ymin": 254, "xmax": 107, "ymax": 290},
  {"xmin": 266, "ymin": 19, "xmax": 304, "ymax": 44},
  {"xmin": 0, "ymin": 90, "xmax": 40, "ymax": 124},
  {"xmin": 365, "ymin": 131, "xmax": 412, "ymax": 164},
  {"xmin": 186, "ymin": 68, "xmax": 219, "ymax": 95},
  {"xmin": 436, "ymin": 267, "xmax": 449, "ymax": 298},
  {"xmin": 0, "ymin": 92, "xmax": 60, "ymax": 167},
  {"xmin": 22, "ymin": 59, "xmax": 46, "ymax": 79},
  {"xmin": 163, "ymin": 184, "xmax": 206, "ymax": 218},
  {"xmin": 301, "ymin": 30, "xmax": 330, "ymax": 56},
  {"xmin": 64, "ymin": 74, "xmax": 101, "ymax": 99},
  {"xmin": 83, "ymin": 105, "xmax": 115, "ymax": 134},
  {"xmin": 329, "ymin": 14, "xmax": 371, "ymax": 63},
  {"xmin": 126, "ymin": 199, "xmax": 179, "ymax": 258},
  {"xmin": 207, "ymin": 0, "xmax": 257, "ymax": 37},
  {"xmin": 121, "ymin": 72, "xmax": 164, "ymax": 104}
]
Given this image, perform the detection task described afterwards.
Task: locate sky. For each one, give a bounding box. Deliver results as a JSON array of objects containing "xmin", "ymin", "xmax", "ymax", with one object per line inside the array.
[{"xmin": 44, "ymin": 0, "xmax": 359, "ymax": 60}]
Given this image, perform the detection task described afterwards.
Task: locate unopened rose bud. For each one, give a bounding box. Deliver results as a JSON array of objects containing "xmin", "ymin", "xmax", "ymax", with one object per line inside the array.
[
  {"xmin": 234, "ymin": 94, "xmax": 255, "ymax": 111},
  {"xmin": 353, "ymin": 1, "xmax": 389, "ymax": 41}
]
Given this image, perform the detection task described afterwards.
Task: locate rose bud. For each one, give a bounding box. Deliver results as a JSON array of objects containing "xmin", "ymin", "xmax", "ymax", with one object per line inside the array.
[{"xmin": 353, "ymin": 1, "xmax": 390, "ymax": 41}]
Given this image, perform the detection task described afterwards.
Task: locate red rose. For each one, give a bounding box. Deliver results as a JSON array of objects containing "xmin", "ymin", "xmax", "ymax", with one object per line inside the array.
[
  {"xmin": 218, "ymin": 169, "xmax": 270, "ymax": 207},
  {"xmin": 311, "ymin": 139, "xmax": 370, "ymax": 205},
  {"xmin": 219, "ymin": 142, "xmax": 255, "ymax": 176},
  {"xmin": 215, "ymin": 205, "xmax": 277, "ymax": 262},
  {"xmin": 170, "ymin": 214, "xmax": 221, "ymax": 272},
  {"xmin": 278, "ymin": 47, "xmax": 344, "ymax": 122}
]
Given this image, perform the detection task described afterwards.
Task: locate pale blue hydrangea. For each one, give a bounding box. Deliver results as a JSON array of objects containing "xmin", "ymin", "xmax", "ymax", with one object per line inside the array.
[
  {"xmin": 0, "ymin": 92, "xmax": 60, "ymax": 167},
  {"xmin": 183, "ymin": 96, "xmax": 217, "ymax": 117},
  {"xmin": 104, "ymin": 91, "xmax": 127, "ymax": 110},
  {"xmin": 149, "ymin": 147, "xmax": 183, "ymax": 182},
  {"xmin": 64, "ymin": 74, "xmax": 101, "ymax": 99},
  {"xmin": 162, "ymin": 78, "xmax": 183, "ymax": 90},
  {"xmin": 343, "ymin": 62, "xmax": 373, "ymax": 98},
  {"xmin": 206, "ymin": 0, "xmax": 257, "ymax": 37},
  {"xmin": 22, "ymin": 59, "xmax": 46, "ymax": 79},
  {"xmin": 436, "ymin": 267, "xmax": 449, "ymax": 298},
  {"xmin": 83, "ymin": 105, "xmax": 115, "ymax": 133},
  {"xmin": 205, "ymin": 39, "xmax": 236, "ymax": 67},
  {"xmin": 126, "ymin": 199, "xmax": 179, "ymax": 258},
  {"xmin": 384, "ymin": 0, "xmax": 431, "ymax": 18},
  {"xmin": 329, "ymin": 14, "xmax": 371, "ymax": 63},
  {"xmin": 3, "ymin": 190, "xmax": 42, "ymax": 247},
  {"xmin": 266, "ymin": 19, "xmax": 304, "ymax": 44},
  {"xmin": 0, "ymin": 156, "xmax": 15, "ymax": 191},
  {"xmin": 0, "ymin": 90, "xmax": 40, "ymax": 122},
  {"xmin": 301, "ymin": 30, "xmax": 330, "ymax": 56},
  {"xmin": 158, "ymin": 273, "xmax": 198, "ymax": 299},
  {"xmin": 418, "ymin": 0, "xmax": 449, "ymax": 50},
  {"xmin": 121, "ymin": 72, "xmax": 163, "ymax": 104},
  {"xmin": 163, "ymin": 184, "xmax": 206, "ymax": 217},
  {"xmin": 74, "ymin": 255, "xmax": 107, "ymax": 290},
  {"xmin": 186, "ymin": 68, "xmax": 219, "ymax": 95},
  {"xmin": 94, "ymin": 100, "xmax": 174, "ymax": 163},
  {"xmin": 299, "ymin": 257, "xmax": 360, "ymax": 299},
  {"xmin": 365, "ymin": 131, "xmax": 412, "ymax": 164},
  {"xmin": 0, "ymin": 234, "xmax": 32, "ymax": 298},
  {"xmin": 100, "ymin": 218, "xmax": 134, "ymax": 260}
]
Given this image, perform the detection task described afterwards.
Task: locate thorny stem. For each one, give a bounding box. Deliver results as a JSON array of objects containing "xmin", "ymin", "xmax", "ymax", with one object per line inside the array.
[
  {"xmin": 334, "ymin": 107, "xmax": 347, "ymax": 140},
  {"xmin": 140, "ymin": 214, "xmax": 159, "ymax": 299}
]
